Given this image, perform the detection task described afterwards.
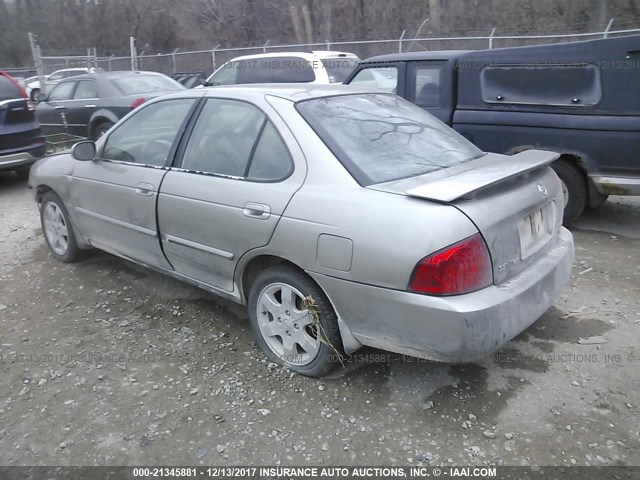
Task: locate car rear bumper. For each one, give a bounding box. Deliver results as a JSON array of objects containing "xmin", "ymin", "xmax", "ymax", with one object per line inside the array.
[
  {"xmin": 0, "ymin": 147, "xmax": 45, "ymax": 171},
  {"xmin": 310, "ymin": 227, "xmax": 574, "ymax": 362}
]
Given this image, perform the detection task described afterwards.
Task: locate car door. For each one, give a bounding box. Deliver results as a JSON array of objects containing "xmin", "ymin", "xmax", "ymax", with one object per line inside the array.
[
  {"xmin": 158, "ymin": 97, "xmax": 305, "ymax": 292},
  {"xmin": 36, "ymin": 80, "xmax": 77, "ymax": 135},
  {"xmin": 405, "ymin": 61, "xmax": 454, "ymax": 124},
  {"xmin": 70, "ymin": 97, "xmax": 198, "ymax": 268},
  {"xmin": 65, "ymin": 79, "xmax": 99, "ymax": 137}
]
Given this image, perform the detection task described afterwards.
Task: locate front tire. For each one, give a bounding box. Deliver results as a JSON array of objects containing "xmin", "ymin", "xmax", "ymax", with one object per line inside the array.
[
  {"xmin": 40, "ymin": 191, "xmax": 83, "ymax": 263},
  {"xmin": 248, "ymin": 265, "xmax": 344, "ymax": 377},
  {"xmin": 552, "ymin": 159, "xmax": 587, "ymax": 224}
]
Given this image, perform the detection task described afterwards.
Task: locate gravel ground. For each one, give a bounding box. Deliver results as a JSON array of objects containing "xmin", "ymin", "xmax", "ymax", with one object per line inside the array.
[{"xmin": 0, "ymin": 171, "xmax": 639, "ymax": 467}]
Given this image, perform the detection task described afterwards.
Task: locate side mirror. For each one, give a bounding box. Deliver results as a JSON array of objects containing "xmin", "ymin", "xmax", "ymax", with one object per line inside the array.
[
  {"xmin": 71, "ymin": 141, "xmax": 97, "ymax": 161},
  {"xmin": 36, "ymin": 92, "xmax": 47, "ymax": 103}
]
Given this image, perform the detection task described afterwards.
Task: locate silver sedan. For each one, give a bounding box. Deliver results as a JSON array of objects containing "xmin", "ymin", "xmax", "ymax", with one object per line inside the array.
[{"xmin": 29, "ymin": 85, "xmax": 574, "ymax": 377}]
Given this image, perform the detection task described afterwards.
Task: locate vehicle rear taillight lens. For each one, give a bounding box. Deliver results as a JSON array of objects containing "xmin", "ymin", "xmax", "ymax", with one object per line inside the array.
[
  {"xmin": 409, "ymin": 233, "xmax": 493, "ymax": 296},
  {"xmin": 131, "ymin": 98, "xmax": 146, "ymax": 109}
]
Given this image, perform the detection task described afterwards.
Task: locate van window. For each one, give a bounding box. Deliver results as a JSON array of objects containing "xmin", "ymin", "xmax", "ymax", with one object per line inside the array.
[
  {"xmin": 235, "ymin": 57, "xmax": 316, "ymax": 84},
  {"xmin": 481, "ymin": 64, "xmax": 602, "ymax": 107}
]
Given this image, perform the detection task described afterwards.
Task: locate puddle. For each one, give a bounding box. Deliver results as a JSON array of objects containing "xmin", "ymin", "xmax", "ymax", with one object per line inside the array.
[
  {"xmin": 516, "ymin": 306, "xmax": 613, "ymax": 343},
  {"xmin": 492, "ymin": 347, "xmax": 550, "ymax": 373}
]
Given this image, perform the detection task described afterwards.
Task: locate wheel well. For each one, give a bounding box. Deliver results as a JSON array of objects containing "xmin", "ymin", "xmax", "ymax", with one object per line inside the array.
[
  {"xmin": 555, "ymin": 153, "xmax": 599, "ymax": 200},
  {"xmin": 557, "ymin": 153, "xmax": 585, "ymax": 172},
  {"xmin": 34, "ymin": 185, "xmax": 53, "ymax": 206},
  {"xmin": 89, "ymin": 117, "xmax": 113, "ymax": 138},
  {"xmin": 240, "ymin": 255, "xmax": 303, "ymax": 302}
]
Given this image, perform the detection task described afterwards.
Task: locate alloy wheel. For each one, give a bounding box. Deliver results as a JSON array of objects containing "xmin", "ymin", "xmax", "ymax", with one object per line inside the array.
[
  {"xmin": 43, "ymin": 202, "xmax": 69, "ymax": 256},
  {"xmin": 256, "ymin": 282, "xmax": 320, "ymax": 366}
]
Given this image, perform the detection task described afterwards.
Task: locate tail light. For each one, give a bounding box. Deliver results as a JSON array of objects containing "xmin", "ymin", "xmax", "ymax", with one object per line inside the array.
[
  {"xmin": 131, "ymin": 98, "xmax": 146, "ymax": 109},
  {"xmin": 409, "ymin": 233, "xmax": 492, "ymax": 296}
]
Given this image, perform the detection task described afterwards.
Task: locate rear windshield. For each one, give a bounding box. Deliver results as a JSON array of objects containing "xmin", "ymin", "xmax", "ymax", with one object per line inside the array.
[
  {"xmin": 112, "ymin": 75, "xmax": 184, "ymax": 95},
  {"xmin": 321, "ymin": 58, "xmax": 359, "ymax": 83},
  {"xmin": 296, "ymin": 93, "xmax": 483, "ymax": 185},
  {"xmin": 236, "ymin": 57, "xmax": 316, "ymax": 84},
  {"xmin": 0, "ymin": 75, "xmax": 22, "ymax": 101}
]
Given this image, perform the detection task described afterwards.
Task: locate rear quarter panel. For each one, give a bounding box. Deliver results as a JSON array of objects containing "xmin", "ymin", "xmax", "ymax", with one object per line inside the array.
[{"xmin": 241, "ymin": 95, "xmax": 478, "ymax": 292}]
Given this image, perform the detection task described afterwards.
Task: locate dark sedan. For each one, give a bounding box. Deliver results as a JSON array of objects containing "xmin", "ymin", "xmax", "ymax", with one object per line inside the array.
[{"xmin": 36, "ymin": 71, "xmax": 185, "ymax": 140}]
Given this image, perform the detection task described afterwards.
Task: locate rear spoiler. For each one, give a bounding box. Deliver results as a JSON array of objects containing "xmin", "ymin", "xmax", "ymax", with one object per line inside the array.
[{"xmin": 406, "ymin": 150, "xmax": 559, "ymax": 203}]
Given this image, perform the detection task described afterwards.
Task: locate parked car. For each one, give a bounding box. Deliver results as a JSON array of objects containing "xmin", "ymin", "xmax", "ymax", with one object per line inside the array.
[
  {"xmin": 35, "ymin": 71, "xmax": 185, "ymax": 140},
  {"xmin": 26, "ymin": 68, "xmax": 103, "ymax": 101},
  {"xmin": 29, "ymin": 85, "xmax": 573, "ymax": 377},
  {"xmin": 0, "ymin": 70, "xmax": 45, "ymax": 179},
  {"xmin": 203, "ymin": 51, "xmax": 359, "ymax": 86},
  {"xmin": 345, "ymin": 35, "xmax": 640, "ymax": 223}
]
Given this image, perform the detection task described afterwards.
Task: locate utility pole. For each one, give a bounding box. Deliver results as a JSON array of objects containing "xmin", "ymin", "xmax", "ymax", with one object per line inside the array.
[
  {"xmin": 130, "ymin": 37, "xmax": 138, "ymax": 71},
  {"xmin": 429, "ymin": 0, "xmax": 441, "ymax": 32},
  {"xmin": 28, "ymin": 33, "xmax": 47, "ymax": 97}
]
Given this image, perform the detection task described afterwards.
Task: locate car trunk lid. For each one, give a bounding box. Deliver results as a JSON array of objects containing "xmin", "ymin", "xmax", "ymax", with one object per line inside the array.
[{"xmin": 368, "ymin": 150, "xmax": 565, "ymax": 284}]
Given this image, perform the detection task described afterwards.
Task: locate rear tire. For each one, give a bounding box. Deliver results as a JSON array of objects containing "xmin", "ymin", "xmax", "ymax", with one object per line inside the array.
[
  {"xmin": 40, "ymin": 191, "xmax": 83, "ymax": 263},
  {"xmin": 247, "ymin": 265, "xmax": 344, "ymax": 377},
  {"xmin": 30, "ymin": 88, "xmax": 40, "ymax": 102},
  {"xmin": 552, "ymin": 159, "xmax": 587, "ymax": 224},
  {"xmin": 92, "ymin": 121, "xmax": 114, "ymax": 141}
]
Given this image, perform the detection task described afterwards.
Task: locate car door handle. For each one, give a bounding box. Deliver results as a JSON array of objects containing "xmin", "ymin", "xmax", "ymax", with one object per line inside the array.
[
  {"xmin": 135, "ymin": 183, "xmax": 154, "ymax": 197},
  {"xmin": 243, "ymin": 202, "xmax": 271, "ymax": 220},
  {"xmin": 84, "ymin": 104, "xmax": 97, "ymax": 108},
  {"xmin": 54, "ymin": 105, "xmax": 67, "ymax": 111}
]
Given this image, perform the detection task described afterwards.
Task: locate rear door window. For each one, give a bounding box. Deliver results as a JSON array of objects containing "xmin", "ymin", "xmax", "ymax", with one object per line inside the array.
[
  {"xmin": 48, "ymin": 81, "xmax": 76, "ymax": 101},
  {"xmin": 180, "ymin": 98, "xmax": 293, "ymax": 181},
  {"xmin": 180, "ymin": 99, "xmax": 265, "ymax": 177},
  {"xmin": 0, "ymin": 75, "xmax": 22, "ymax": 101},
  {"xmin": 247, "ymin": 121, "xmax": 293, "ymax": 181},
  {"xmin": 112, "ymin": 75, "xmax": 184, "ymax": 95},
  {"xmin": 73, "ymin": 80, "xmax": 97, "ymax": 99}
]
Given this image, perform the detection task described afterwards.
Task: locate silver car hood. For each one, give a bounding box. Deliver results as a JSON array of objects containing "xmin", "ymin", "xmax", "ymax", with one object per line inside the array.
[{"xmin": 370, "ymin": 150, "xmax": 559, "ymax": 202}]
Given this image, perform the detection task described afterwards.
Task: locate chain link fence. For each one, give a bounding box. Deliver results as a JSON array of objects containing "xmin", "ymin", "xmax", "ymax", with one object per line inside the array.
[{"xmin": 30, "ymin": 24, "xmax": 640, "ymax": 77}]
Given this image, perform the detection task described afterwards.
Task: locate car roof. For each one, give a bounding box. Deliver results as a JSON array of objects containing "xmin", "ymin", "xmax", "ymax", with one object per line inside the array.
[
  {"xmin": 172, "ymin": 83, "xmax": 382, "ymax": 103},
  {"xmin": 223, "ymin": 51, "xmax": 358, "ymax": 63},
  {"xmin": 57, "ymin": 71, "xmax": 166, "ymax": 81},
  {"xmin": 362, "ymin": 50, "xmax": 471, "ymax": 63},
  {"xmin": 51, "ymin": 68, "xmax": 89, "ymax": 73}
]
